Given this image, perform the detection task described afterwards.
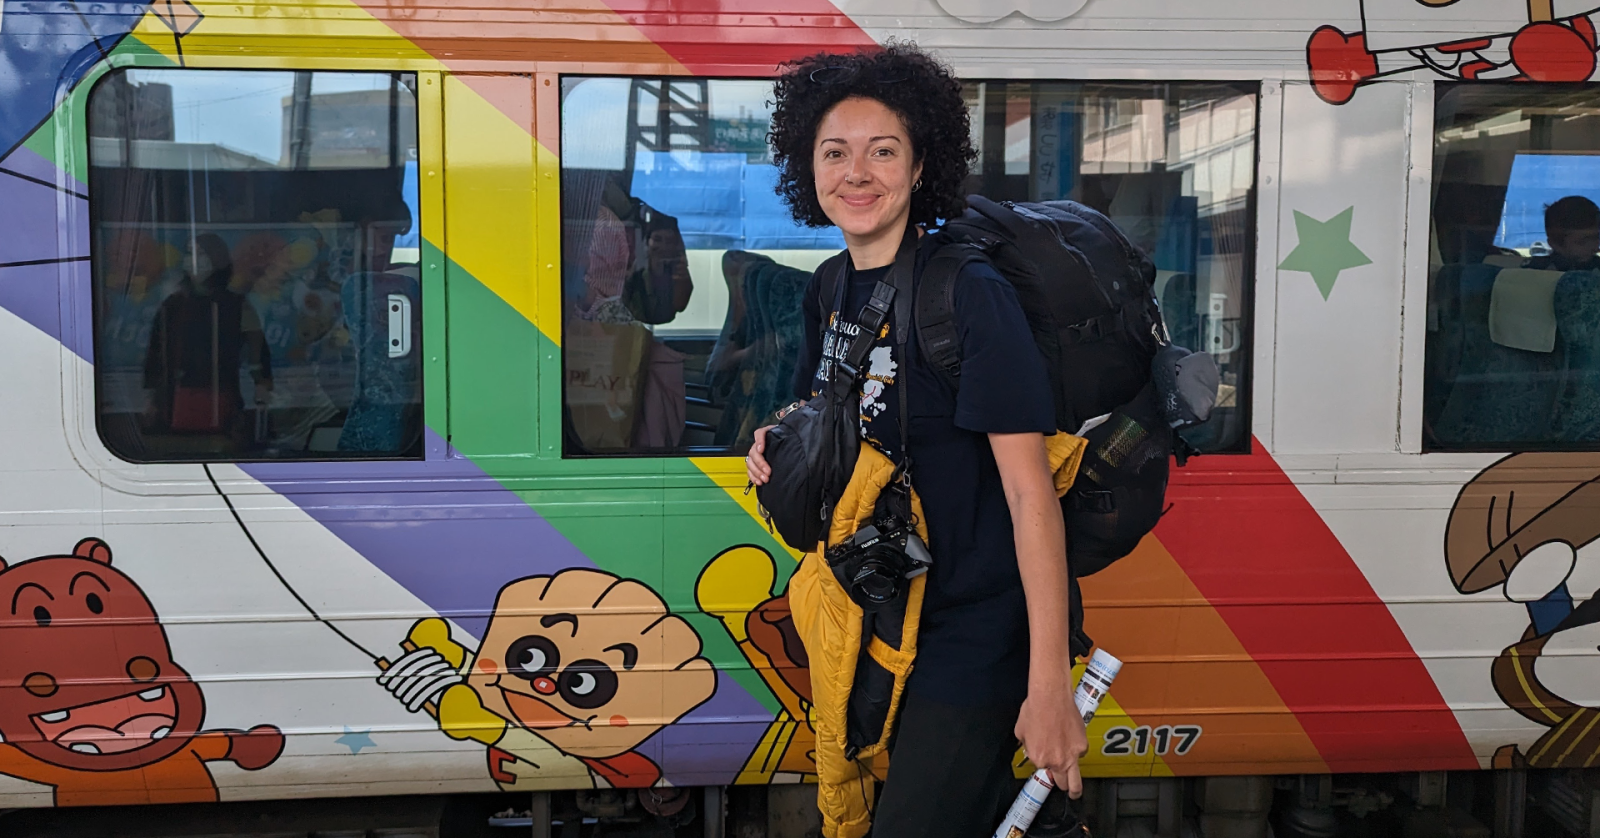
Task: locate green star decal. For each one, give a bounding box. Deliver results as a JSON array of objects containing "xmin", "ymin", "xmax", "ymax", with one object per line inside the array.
[{"xmin": 1277, "ymin": 207, "xmax": 1372, "ymax": 300}]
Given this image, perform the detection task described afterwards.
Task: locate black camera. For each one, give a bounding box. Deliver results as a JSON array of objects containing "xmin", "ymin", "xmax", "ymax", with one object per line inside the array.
[{"xmin": 824, "ymin": 515, "xmax": 933, "ymax": 611}]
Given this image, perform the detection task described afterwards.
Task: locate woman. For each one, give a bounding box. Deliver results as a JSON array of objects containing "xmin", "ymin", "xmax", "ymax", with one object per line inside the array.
[
  {"xmin": 144, "ymin": 233, "xmax": 273, "ymax": 441},
  {"xmin": 745, "ymin": 44, "xmax": 1088, "ymax": 836}
]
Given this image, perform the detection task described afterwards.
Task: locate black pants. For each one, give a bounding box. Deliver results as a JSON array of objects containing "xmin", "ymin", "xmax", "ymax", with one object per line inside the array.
[{"xmin": 869, "ymin": 691, "xmax": 1022, "ymax": 838}]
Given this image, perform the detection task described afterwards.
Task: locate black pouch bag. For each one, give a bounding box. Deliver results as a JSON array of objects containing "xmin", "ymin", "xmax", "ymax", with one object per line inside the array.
[
  {"xmin": 755, "ymin": 232, "xmax": 914, "ymax": 552},
  {"xmin": 1068, "ymin": 382, "xmax": 1173, "ymax": 577}
]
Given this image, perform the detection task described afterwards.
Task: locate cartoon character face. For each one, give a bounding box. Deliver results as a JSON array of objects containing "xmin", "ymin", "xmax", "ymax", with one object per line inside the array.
[
  {"xmin": 0, "ymin": 539, "xmax": 205, "ymax": 772},
  {"xmin": 467, "ymin": 569, "xmax": 716, "ymax": 760}
]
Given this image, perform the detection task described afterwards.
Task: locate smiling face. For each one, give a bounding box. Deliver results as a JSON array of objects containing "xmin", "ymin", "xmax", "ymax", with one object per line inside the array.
[
  {"xmin": 0, "ymin": 539, "xmax": 204, "ymax": 772},
  {"xmin": 812, "ymin": 96, "xmax": 923, "ymax": 255},
  {"xmin": 466, "ymin": 570, "xmax": 716, "ymax": 760}
]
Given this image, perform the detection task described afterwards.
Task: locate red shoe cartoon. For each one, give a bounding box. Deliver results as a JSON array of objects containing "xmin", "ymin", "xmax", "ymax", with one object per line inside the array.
[
  {"xmin": 1511, "ymin": 19, "xmax": 1598, "ymax": 81},
  {"xmin": 1308, "ymin": 1, "xmax": 1600, "ymax": 104},
  {"xmin": 1308, "ymin": 26, "xmax": 1381, "ymax": 105}
]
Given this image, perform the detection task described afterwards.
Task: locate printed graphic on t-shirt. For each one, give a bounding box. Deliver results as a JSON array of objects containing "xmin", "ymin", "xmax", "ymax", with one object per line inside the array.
[
  {"xmin": 862, "ymin": 346, "xmax": 896, "ymax": 421},
  {"xmin": 812, "ymin": 312, "xmax": 897, "ymax": 457}
]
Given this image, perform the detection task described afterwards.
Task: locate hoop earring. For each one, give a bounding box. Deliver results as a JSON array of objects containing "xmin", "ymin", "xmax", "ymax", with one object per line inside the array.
[{"xmin": 912, "ymin": 179, "xmax": 922, "ymax": 192}]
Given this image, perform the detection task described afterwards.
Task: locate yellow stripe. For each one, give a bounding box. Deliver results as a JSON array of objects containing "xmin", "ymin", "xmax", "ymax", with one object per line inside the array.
[
  {"xmin": 1533, "ymin": 711, "xmax": 1582, "ymax": 763},
  {"xmin": 441, "ymin": 75, "xmax": 542, "ymax": 335},
  {"xmin": 533, "ymin": 140, "xmax": 564, "ymax": 347},
  {"xmin": 1510, "ymin": 645, "xmax": 1565, "ymax": 724},
  {"xmin": 689, "ymin": 457, "xmax": 805, "ymax": 562},
  {"xmin": 130, "ymin": 0, "xmax": 439, "ymax": 68},
  {"xmin": 1013, "ymin": 664, "xmax": 1167, "ymax": 780},
  {"xmin": 736, "ymin": 713, "xmax": 799, "ymax": 784},
  {"xmin": 1556, "ymin": 710, "xmax": 1600, "ymax": 767}
]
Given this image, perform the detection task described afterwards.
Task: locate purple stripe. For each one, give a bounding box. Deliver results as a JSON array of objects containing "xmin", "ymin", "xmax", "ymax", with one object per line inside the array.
[
  {"xmin": 0, "ymin": 168, "xmax": 87, "ymax": 266},
  {"xmin": 246, "ymin": 496, "xmax": 590, "ymax": 639},
  {"xmin": 0, "ymin": 258, "xmax": 91, "ymax": 360},
  {"xmin": 241, "ymin": 432, "xmax": 769, "ymax": 785},
  {"xmin": 0, "ymin": 146, "xmax": 92, "ymax": 359},
  {"xmin": 0, "ymin": 145, "xmax": 85, "ymax": 193}
]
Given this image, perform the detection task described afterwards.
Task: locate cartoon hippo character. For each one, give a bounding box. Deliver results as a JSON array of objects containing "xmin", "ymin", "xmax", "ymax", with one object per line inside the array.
[
  {"xmin": 378, "ymin": 568, "xmax": 717, "ymax": 789},
  {"xmin": 695, "ymin": 545, "xmax": 819, "ymax": 782},
  {"xmin": 1308, "ymin": 0, "xmax": 1600, "ymax": 104},
  {"xmin": 1446, "ymin": 453, "xmax": 1600, "ymax": 767},
  {"xmin": 0, "ymin": 538, "xmax": 284, "ymax": 806}
]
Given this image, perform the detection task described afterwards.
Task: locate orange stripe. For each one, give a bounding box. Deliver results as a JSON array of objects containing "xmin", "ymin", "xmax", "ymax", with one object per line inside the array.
[
  {"xmin": 348, "ymin": 0, "xmax": 687, "ymax": 76},
  {"xmin": 1081, "ymin": 536, "xmax": 1328, "ymax": 776}
]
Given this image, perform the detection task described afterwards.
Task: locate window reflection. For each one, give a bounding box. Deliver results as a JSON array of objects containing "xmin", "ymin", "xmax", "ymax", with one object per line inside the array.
[
  {"xmin": 963, "ymin": 82, "xmax": 1258, "ymax": 453},
  {"xmin": 560, "ymin": 78, "xmax": 1257, "ymax": 457},
  {"xmin": 561, "ymin": 77, "xmax": 841, "ymax": 456},
  {"xmin": 1427, "ymin": 85, "xmax": 1600, "ymax": 449},
  {"xmin": 90, "ymin": 69, "xmax": 423, "ymax": 462}
]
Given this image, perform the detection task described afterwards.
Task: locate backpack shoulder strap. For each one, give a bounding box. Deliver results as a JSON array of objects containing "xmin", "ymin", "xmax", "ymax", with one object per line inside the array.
[
  {"xmin": 812, "ymin": 250, "xmax": 850, "ymax": 339},
  {"xmin": 916, "ymin": 242, "xmax": 986, "ymax": 384}
]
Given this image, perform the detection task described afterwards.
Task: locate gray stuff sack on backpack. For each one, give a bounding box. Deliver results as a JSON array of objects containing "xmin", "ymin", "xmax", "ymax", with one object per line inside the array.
[{"xmin": 1151, "ymin": 344, "xmax": 1220, "ymax": 429}]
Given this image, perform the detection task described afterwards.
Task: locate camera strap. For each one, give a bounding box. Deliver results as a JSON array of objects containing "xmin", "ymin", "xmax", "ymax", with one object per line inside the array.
[
  {"xmin": 825, "ymin": 226, "xmax": 919, "ymax": 406},
  {"xmin": 826, "ymin": 276, "xmax": 895, "ymax": 405},
  {"xmin": 821, "ymin": 228, "xmax": 919, "ymax": 527}
]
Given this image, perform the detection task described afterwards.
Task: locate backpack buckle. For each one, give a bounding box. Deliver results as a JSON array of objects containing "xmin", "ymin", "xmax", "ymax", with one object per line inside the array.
[
  {"xmin": 1068, "ymin": 318, "xmax": 1105, "ymax": 342},
  {"xmin": 1067, "ymin": 310, "xmax": 1123, "ymax": 344}
]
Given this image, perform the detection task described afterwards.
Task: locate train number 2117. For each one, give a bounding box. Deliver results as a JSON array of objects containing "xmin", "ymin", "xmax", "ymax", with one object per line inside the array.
[{"xmin": 1101, "ymin": 725, "xmax": 1201, "ymax": 757}]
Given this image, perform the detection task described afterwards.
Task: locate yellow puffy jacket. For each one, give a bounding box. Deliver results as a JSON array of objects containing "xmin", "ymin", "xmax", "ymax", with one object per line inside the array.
[{"xmin": 790, "ymin": 435, "xmax": 1086, "ymax": 838}]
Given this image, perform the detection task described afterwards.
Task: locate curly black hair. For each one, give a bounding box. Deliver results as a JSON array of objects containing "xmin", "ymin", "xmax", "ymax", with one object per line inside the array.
[{"xmin": 768, "ymin": 42, "xmax": 975, "ymax": 228}]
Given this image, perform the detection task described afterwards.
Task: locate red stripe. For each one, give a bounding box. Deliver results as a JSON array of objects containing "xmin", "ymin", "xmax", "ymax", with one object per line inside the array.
[
  {"xmin": 598, "ymin": 0, "xmax": 877, "ymax": 75},
  {"xmin": 1155, "ymin": 439, "xmax": 1477, "ymax": 772}
]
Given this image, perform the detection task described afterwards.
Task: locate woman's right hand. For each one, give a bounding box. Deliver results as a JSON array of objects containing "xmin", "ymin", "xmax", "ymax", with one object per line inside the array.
[{"xmin": 746, "ymin": 425, "xmax": 774, "ymax": 486}]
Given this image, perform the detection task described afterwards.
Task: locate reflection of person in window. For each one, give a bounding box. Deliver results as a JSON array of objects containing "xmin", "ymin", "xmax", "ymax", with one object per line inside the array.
[
  {"xmin": 1527, "ymin": 196, "xmax": 1600, "ymax": 273},
  {"xmin": 358, "ymin": 189, "xmax": 417, "ymax": 279},
  {"xmin": 714, "ymin": 253, "xmax": 810, "ymax": 448},
  {"xmin": 574, "ymin": 199, "xmax": 633, "ymax": 323},
  {"xmin": 143, "ymin": 233, "xmax": 273, "ymax": 438},
  {"xmin": 708, "ymin": 251, "xmax": 759, "ymax": 410},
  {"xmin": 571, "ymin": 180, "xmax": 688, "ymax": 450}
]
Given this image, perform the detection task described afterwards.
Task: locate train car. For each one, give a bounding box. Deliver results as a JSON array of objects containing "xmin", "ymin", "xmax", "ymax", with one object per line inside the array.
[{"xmin": 2, "ymin": 0, "xmax": 1600, "ymax": 834}]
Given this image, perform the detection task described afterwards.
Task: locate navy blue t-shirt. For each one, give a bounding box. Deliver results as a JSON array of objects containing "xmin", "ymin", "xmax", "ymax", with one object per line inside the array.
[{"xmin": 794, "ymin": 232, "xmax": 1056, "ymax": 707}]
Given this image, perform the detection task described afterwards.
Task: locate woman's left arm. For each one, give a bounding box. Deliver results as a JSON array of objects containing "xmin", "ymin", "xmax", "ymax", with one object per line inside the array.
[{"xmin": 990, "ymin": 430, "xmax": 1089, "ymax": 799}]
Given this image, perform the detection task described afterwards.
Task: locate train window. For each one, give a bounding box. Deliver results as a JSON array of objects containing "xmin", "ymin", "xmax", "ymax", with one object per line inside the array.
[
  {"xmin": 962, "ymin": 81, "xmax": 1259, "ymax": 454},
  {"xmin": 88, "ymin": 69, "xmax": 424, "ymax": 463},
  {"xmin": 1426, "ymin": 85, "xmax": 1600, "ymax": 451},
  {"xmin": 560, "ymin": 77, "xmax": 843, "ymax": 456},
  {"xmin": 559, "ymin": 78, "xmax": 1256, "ymax": 457}
]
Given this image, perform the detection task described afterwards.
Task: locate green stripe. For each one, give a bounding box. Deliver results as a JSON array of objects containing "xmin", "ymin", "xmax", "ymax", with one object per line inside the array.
[
  {"xmin": 24, "ymin": 36, "xmax": 175, "ymax": 181},
  {"xmin": 441, "ymin": 257, "xmax": 789, "ymax": 712}
]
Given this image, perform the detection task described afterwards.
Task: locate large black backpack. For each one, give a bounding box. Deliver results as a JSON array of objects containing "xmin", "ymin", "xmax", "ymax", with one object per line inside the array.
[{"xmin": 919, "ymin": 197, "xmax": 1215, "ymax": 589}]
